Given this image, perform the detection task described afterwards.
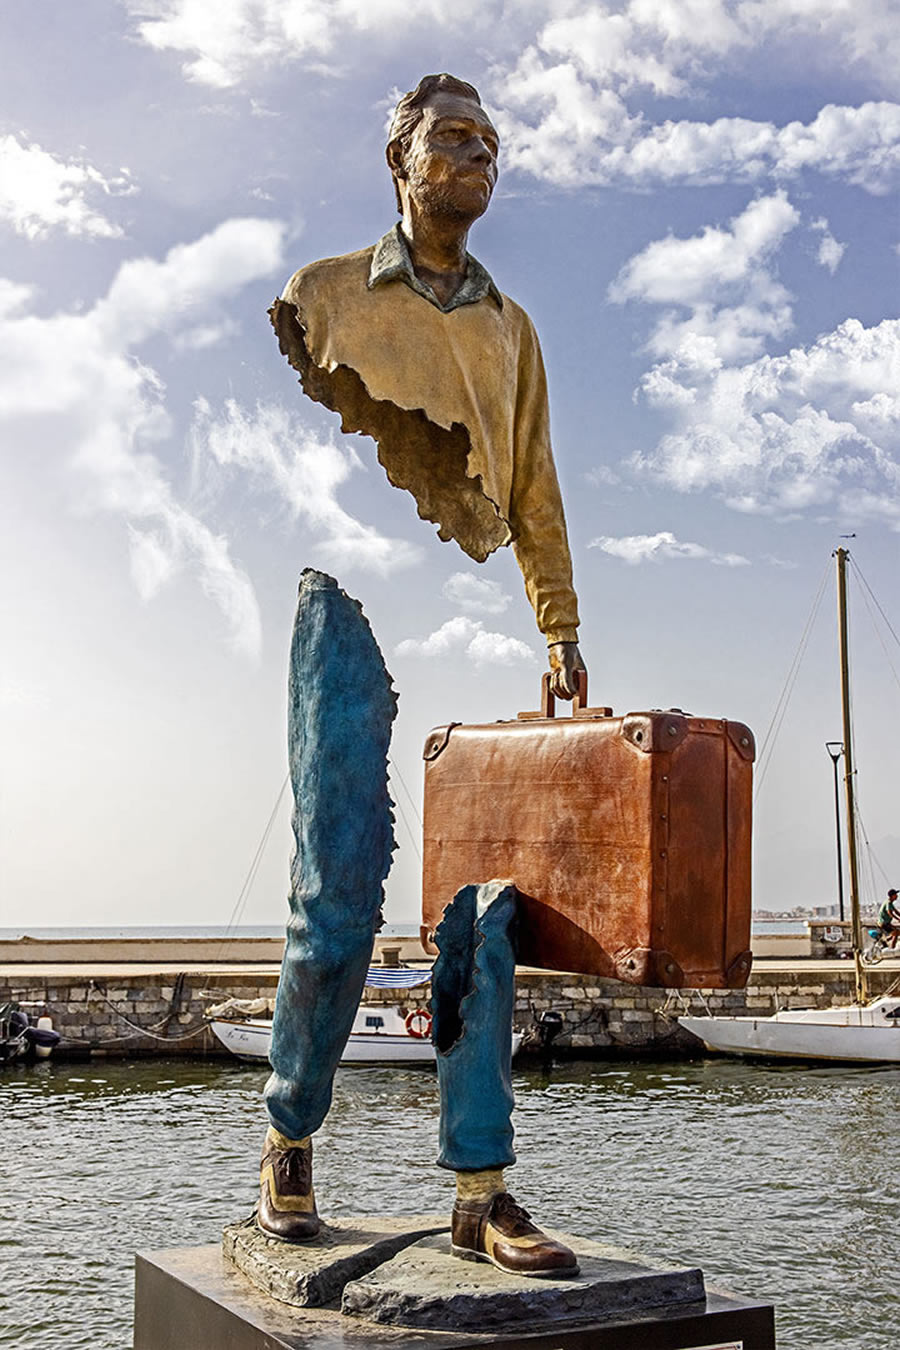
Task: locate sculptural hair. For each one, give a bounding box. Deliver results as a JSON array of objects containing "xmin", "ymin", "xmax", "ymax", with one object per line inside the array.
[{"xmin": 387, "ymin": 73, "xmax": 484, "ymax": 213}]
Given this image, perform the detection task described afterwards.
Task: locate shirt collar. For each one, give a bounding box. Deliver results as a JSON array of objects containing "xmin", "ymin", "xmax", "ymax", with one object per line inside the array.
[{"xmin": 367, "ymin": 223, "xmax": 503, "ymax": 313}]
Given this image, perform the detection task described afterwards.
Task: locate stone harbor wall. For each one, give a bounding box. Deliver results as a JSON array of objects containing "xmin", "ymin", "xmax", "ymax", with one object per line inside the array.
[
  {"xmin": 1, "ymin": 970, "xmax": 251, "ymax": 1059},
  {"xmin": 513, "ymin": 963, "xmax": 898, "ymax": 1055},
  {"xmin": 2, "ymin": 962, "xmax": 897, "ymax": 1061}
]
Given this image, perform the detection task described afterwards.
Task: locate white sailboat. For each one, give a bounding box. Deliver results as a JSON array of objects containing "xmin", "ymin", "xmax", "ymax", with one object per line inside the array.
[
  {"xmin": 679, "ymin": 997, "xmax": 900, "ymax": 1063},
  {"xmin": 679, "ymin": 547, "xmax": 900, "ymax": 1065}
]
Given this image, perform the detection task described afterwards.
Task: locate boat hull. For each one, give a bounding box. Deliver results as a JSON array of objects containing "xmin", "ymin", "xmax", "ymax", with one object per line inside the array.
[
  {"xmin": 679, "ymin": 1007, "xmax": 900, "ymax": 1064},
  {"xmin": 209, "ymin": 1019, "xmax": 523, "ymax": 1065}
]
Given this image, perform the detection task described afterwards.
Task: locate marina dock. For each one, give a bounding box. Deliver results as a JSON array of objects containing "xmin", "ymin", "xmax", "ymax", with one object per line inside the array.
[{"xmin": 3, "ymin": 933, "xmax": 897, "ymax": 1060}]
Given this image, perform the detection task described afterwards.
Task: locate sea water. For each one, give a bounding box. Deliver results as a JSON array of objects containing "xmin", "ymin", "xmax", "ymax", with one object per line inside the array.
[{"xmin": 2, "ymin": 1055, "xmax": 896, "ymax": 1349}]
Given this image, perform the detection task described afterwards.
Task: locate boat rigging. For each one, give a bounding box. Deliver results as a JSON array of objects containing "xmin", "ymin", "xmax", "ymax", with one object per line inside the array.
[{"xmin": 679, "ymin": 546, "xmax": 900, "ymax": 1064}]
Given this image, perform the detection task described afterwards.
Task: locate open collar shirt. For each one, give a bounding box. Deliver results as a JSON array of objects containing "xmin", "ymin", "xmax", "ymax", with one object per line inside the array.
[{"xmin": 368, "ymin": 223, "xmax": 504, "ymax": 314}]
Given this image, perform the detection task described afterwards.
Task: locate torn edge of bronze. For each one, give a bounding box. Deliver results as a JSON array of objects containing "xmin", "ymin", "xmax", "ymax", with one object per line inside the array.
[
  {"xmin": 270, "ymin": 298, "xmax": 513, "ymax": 564},
  {"xmin": 430, "ymin": 881, "xmax": 518, "ymax": 1057}
]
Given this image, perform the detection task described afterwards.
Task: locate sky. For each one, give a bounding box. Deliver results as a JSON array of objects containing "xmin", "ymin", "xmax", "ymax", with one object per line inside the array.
[{"xmin": 1, "ymin": 0, "xmax": 899, "ymax": 932}]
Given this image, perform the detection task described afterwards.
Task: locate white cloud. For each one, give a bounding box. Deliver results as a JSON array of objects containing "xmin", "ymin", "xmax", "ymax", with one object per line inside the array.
[
  {"xmin": 129, "ymin": 0, "xmax": 900, "ymax": 100},
  {"xmin": 492, "ymin": 0, "xmax": 900, "ymax": 195},
  {"xmin": 0, "ymin": 133, "xmax": 134, "ymax": 240},
  {"xmin": 530, "ymin": 1, "xmax": 740, "ymax": 100},
  {"xmin": 816, "ymin": 234, "xmax": 846, "ymax": 274},
  {"xmin": 611, "ymin": 194, "xmax": 799, "ymax": 308},
  {"xmin": 125, "ymin": 0, "xmax": 486, "ymax": 88},
  {"xmin": 611, "ymin": 190, "xmax": 900, "ymax": 526},
  {"xmin": 772, "ymin": 102, "xmax": 900, "ymax": 193},
  {"xmin": 536, "ymin": 0, "xmax": 900, "ymax": 98},
  {"xmin": 498, "ymin": 74, "xmax": 900, "ymax": 195},
  {"xmin": 630, "ymin": 318, "xmax": 900, "ymax": 524},
  {"xmin": 0, "ymin": 217, "xmax": 287, "ymax": 657},
  {"xmin": 466, "ymin": 627, "xmax": 538, "ymax": 665},
  {"xmin": 442, "ymin": 571, "xmax": 511, "ymax": 614},
  {"xmin": 610, "ymin": 192, "xmax": 800, "ymax": 361},
  {"xmin": 811, "ymin": 217, "xmax": 847, "ymax": 274},
  {"xmin": 395, "ymin": 615, "xmax": 538, "ymax": 666},
  {"xmin": 586, "ymin": 464, "xmax": 622, "ymax": 487},
  {"xmin": 0, "ymin": 279, "xmax": 34, "ymax": 317},
  {"xmin": 127, "ymin": 525, "xmax": 180, "ymax": 598},
  {"xmin": 173, "ymin": 318, "xmax": 241, "ymax": 351},
  {"xmin": 738, "ymin": 0, "xmax": 900, "ymax": 94},
  {"xmin": 126, "ymin": 0, "xmax": 328, "ymax": 88},
  {"xmin": 91, "ymin": 215, "xmax": 283, "ymax": 346},
  {"xmin": 589, "ymin": 530, "xmax": 750, "ymax": 566},
  {"xmin": 124, "ymin": 2, "xmax": 900, "ymax": 194},
  {"xmin": 191, "ymin": 398, "xmax": 422, "ymax": 576}
]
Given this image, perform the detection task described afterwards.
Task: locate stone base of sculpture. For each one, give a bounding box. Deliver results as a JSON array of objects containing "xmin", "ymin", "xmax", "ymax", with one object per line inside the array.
[
  {"xmin": 222, "ymin": 1214, "xmax": 450, "ymax": 1307},
  {"xmin": 225, "ymin": 1214, "xmax": 705, "ymax": 1328},
  {"xmin": 134, "ymin": 1238, "xmax": 776, "ymax": 1348}
]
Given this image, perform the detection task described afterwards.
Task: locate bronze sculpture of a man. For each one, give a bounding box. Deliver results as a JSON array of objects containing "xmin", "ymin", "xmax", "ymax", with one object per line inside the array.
[
  {"xmin": 261, "ymin": 74, "xmax": 586, "ymax": 1279},
  {"xmin": 271, "ymin": 73, "xmax": 586, "ymax": 695}
]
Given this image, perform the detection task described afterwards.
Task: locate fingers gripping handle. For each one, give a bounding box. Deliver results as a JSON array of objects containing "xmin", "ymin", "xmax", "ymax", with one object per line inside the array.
[
  {"xmin": 544, "ymin": 669, "xmax": 585, "ymax": 718},
  {"xmin": 517, "ymin": 671, "xmax": 613, "ymax": 721}
]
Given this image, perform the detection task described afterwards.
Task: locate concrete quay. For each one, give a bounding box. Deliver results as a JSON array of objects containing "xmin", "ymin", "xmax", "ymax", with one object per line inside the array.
[
  {"xmin": 0, "ymin": 921, "xmax": 850, "ymax": 968},
  {"xmin": 2, "ymin": 937, "xmax": 898, "ymax": 1060}
]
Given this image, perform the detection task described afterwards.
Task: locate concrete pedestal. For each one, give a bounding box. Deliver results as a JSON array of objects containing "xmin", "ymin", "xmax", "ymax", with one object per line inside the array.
[{"xmin": 134, "ymin": 1244, "xmax": 776, "ymax": 1349}]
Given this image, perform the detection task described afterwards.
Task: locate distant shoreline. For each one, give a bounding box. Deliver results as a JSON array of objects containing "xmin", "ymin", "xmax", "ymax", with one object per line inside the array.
[
  {"xmin": 0, "ymin": 923, "xmax": 420, "ymax": 941},
  {"xmin": 1, "ymin": 919, "xmax": 814, "ymax": 939}
]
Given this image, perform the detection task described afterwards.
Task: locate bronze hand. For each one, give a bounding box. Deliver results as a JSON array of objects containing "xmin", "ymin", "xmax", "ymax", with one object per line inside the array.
[{"xmin": 547, "ymin": 642, "xmax": 587, "ymax": 700}]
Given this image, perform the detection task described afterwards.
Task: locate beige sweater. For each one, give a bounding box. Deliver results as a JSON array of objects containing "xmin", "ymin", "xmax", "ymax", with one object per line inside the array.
[{"xmin": 269, "ymin": 244, "xmax": 580, "ymax": 644}]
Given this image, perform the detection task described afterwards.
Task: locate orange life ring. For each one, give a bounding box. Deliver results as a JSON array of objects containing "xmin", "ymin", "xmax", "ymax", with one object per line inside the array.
[{"xmin": 405, "ymin": 1009, "xmax": 432, "ymax": 1040}]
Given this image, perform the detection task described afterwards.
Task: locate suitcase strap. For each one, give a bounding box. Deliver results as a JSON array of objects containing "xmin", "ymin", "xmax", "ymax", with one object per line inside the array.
[{"xmin": 517, "ymin": 671, "xmax": 613, "ymax": 721}]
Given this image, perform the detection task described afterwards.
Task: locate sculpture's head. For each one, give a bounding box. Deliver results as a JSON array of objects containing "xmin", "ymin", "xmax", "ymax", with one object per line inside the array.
[{"xmin": 386, "ymin": 73, "xmax": 499, "ymax": 225}]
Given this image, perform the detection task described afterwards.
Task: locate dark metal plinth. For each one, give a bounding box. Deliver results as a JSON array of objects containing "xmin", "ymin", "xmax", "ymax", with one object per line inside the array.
[{"xmin": 135, "ymin": 1245, "xmax": 776, "ymax": 1349}]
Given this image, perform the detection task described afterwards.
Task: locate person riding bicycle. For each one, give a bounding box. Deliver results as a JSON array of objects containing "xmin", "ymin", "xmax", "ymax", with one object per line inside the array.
[{"xmin": 876, "ymin": 888, "xmax": 900, "ymax": 948}]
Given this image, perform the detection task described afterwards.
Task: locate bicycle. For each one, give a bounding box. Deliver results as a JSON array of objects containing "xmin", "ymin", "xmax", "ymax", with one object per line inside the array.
[{"xmin": 864, "ymin": 927, "xmax": 900, "ymax": 962}]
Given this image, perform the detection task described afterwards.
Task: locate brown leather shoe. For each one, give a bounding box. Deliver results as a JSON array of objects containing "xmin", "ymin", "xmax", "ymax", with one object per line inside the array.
[
  {"xmin": 257, "ymin": 1128, "xmax": 321, "ymax": 1242},
  {"xmin": 451, "ymin": 1191, "xmax": 579, "ymax": 1278}
]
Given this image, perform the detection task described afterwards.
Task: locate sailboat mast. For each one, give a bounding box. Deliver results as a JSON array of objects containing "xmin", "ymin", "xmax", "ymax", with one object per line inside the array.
[{"xmin": 835, "ymin": 546, "xmax": 868, "ymax": 1006}]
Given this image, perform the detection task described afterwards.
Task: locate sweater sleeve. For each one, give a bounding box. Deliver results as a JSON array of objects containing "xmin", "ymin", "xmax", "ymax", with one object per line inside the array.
[{"xmin": 508, "ymin": 316, "xmax": 580, "ymax": 645}]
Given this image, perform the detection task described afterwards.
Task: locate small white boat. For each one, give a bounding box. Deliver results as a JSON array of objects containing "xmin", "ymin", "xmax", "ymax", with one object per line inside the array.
[
  {"xmin": 206, "ymin": 967, "xmax": 524, "ymax": 1065},
  {"xmin": 210, "ymin": 1002, "xmax": 436, "ymax": 1064},
  {"xmin": 209, "ymin": 1002, "xmax": 524, "ymax": 1065},
  {"xmin": 680, "ymin": 996, "xmax": 900, "ymax": 1064}
]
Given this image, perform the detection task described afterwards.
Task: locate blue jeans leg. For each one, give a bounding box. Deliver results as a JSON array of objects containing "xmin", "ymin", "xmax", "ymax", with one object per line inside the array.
[
  {"xmin": 431, "ymin": 881, "xmax": 518, "ymax": 1171},
  {"xmin": 264, "ymin": 570, "xmax": 397, "ymax": 1141}
]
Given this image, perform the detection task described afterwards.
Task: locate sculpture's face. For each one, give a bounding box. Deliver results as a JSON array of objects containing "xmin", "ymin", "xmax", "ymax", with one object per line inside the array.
[{"xmin": 401, "ymin": 92, "xmax": 499, "ymax": 223}]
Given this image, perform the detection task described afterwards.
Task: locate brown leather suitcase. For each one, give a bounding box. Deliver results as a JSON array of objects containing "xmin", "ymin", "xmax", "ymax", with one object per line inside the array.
[{"xmin": 421, "ymin": 675, "xmax": 754, "ymax": 988}]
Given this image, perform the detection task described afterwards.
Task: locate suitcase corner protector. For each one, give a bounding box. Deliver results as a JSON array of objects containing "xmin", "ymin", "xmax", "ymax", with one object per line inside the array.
[
  {"xmin": 725, "ymin": 948, "xmax": 754, "ymax": 986},
  {"xmin": 727, "ymin": 721, "xmax": 756, "ymax": 761},
  {"xmin": 614, "ymin": 947, "xmax": 685, "ymax": 987},
  {"xmin": 423, "ymin": 723, "xmax": 460, "ymax": 761}
]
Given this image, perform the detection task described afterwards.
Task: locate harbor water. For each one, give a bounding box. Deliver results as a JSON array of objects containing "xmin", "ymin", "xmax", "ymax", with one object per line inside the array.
[{"xmin": 2, "ymin": 1055, "xmax": 897, "ymax": 1349}]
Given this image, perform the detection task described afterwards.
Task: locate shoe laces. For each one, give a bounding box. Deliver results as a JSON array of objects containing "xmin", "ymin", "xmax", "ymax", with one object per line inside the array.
[
  {"xmin": 275, "ymin": 1146, "xmax": 311, "ymax": 1188},
  {"xmin": 492, "ymin": 1192, "xmax": 535, "ymax": 1230}
]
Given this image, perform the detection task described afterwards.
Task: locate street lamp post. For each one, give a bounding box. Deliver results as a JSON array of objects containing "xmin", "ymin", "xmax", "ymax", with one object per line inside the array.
[{"xmin": 825, "ymin": 741, "xmax": 845, "ymax": 923}]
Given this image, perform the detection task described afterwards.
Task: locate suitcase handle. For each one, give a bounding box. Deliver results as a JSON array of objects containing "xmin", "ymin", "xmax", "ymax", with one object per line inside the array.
[{"xmin": 517, "ymin": 671, "xmax": 613, "ymax": 721}]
